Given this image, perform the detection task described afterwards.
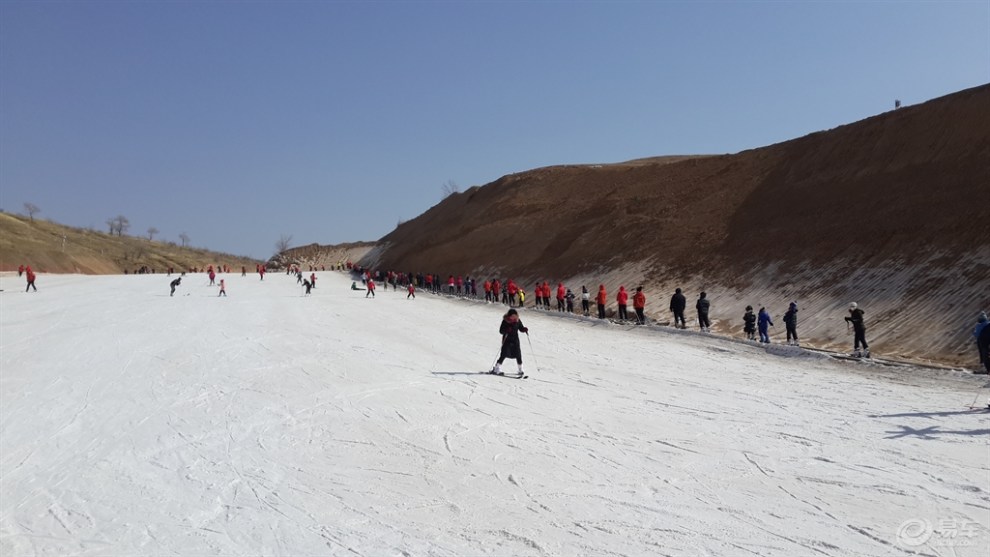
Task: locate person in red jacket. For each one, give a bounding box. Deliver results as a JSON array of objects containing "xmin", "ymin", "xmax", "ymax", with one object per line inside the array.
[
  {"xmin": 484, "ymin": 280, "xmax": 492, "ymax": 303},
  {"xmin": 366, "ymin": 278, "xmax": 376, "ymax": 298},
  {"xmin": 18, "ymin": 264, "xmax": 24, "ymax": 277},
  {"xmin": 556, "ymin": 283, "xmax": 566, "ymax": 312},
  {"xmin": 208, "ymin": 269, "xmax": 216, "ymax": 286},
  {"xmin": 507, "ymin": 280, "xmax": 518, "ymax": 307},
  {"xmin": 541, "ymin": 281, "xmax": 550, "ymax": 309},
  {"xmin": 407, "ymin": 283, "xmax": 416, "ymax": 299},
  {"xmin": 534, "ymin": 283, "xmax": 543, "ymax": 309},
  {"xmin": 616, "ymin": 286, "xmax": 629, "ymax": 320},
  {"xmin": 596, "ymin": 285, "xmax": 607, "ymax": 319},
  {"xmin": 633, "ymin": 286, "xmax": 646, "ymax": 325},
  {"xmin": 25, "ymin": 266, "xmax": 37, "ymax": 292},
  {"xmin": 310, "ymin": 273, "xmax": 317, "ymax": 289}
]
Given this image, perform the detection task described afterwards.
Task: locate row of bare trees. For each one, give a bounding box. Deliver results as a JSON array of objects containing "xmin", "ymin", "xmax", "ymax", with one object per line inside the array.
[{"xmin": 22, "ymin": 202, "xmax": 191, "ymax": 247}]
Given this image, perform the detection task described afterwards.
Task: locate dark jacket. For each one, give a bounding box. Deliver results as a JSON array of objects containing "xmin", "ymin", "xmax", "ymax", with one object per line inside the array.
[
  {"xmin": 670, "ymin": 293, "xmax": 686, "ymax": 312},
  {"xmin": 784, "ymin": 308, "xmax": 798, "ymax": 326},
  {"xmin": 500, "ymin": 318, "xmax": 528, "ymax": 346},
  {"xmin": 743, "ymin": 311, "xmax": 756, "ymax": 332},
  {"xmin": 846, "ymin": 309, "xmax": 866, "ymax": 329},
  {"xmin": 696, "ymin": 297, "xmax": 710, "ymax": 314}
]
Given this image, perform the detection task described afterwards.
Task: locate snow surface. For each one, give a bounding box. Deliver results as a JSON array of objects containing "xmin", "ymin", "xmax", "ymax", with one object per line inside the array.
[{"xmin": 1, "ymin": 271, "xmax": 988, "ymax": 556}]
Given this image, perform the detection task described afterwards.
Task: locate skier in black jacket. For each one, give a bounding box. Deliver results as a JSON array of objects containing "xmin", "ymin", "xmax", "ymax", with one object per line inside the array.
[
  {"xmin": 783, "ymin": 302, "xmax": 799, "ymax": 345},
  {"xmin": 169, "ymin": 277, "xmax": 181, "ymax": 297},
  {"xmin": 493, "ymin": 309, "xmax": 529, "ymax": 376},
  {"xmin": 670, "ymin": 288, "xmax": 687, "ymax": 329},
  {"xmin": 696, "ymin": 292, "xmax": 711, "ymax": 332},
  {"xmin": 743, "ymin": 306, "xmax": 756, "ymax": 340},
  {"xmin": 845, "ymin": 303, "xmax": 869, "ymax": 356},
  {"xmin": 978, "ymin": 320, "xmax": 990, "ymax": 374}
]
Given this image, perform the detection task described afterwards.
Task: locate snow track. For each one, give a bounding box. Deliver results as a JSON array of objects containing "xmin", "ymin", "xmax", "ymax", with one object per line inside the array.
[{"xmin": 1, "ymin": 272, "xmax": 987, "ymax": 555}]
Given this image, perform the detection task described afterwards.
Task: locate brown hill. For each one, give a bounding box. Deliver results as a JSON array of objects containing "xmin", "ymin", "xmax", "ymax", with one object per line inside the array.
[
  {"xmin": 0, "ymin": 213, "xmax": 261, "ymax": 274},
  {"xmin": 365, "ymin": 84, "xmax": 990, "ymax": 368},
  {"xmin": 268, "ymin": 241, "xmax": 377, "ymax": 270}
]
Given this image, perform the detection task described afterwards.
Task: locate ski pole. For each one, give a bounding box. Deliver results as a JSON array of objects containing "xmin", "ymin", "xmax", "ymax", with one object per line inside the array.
[{"xmin": 526, "ymin": 332, "xmax": 541, "ymax": 372}]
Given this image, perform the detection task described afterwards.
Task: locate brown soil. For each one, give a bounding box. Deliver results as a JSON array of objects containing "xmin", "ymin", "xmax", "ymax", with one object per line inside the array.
[{"xmin": 365, "ymin": 84, "xmax": 990, "ymax": 368}]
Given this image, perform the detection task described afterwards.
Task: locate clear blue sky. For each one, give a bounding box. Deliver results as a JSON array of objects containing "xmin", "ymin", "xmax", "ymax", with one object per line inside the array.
[{"xmin": 1, "ymin": 1, "xmax": 987, "ymax": 260}]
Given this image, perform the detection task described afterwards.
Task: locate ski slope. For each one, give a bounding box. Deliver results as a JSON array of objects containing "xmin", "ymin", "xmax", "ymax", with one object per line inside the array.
[{"xmin": 1, "ymin": 271, "xmax": 987, "ymax": 556}]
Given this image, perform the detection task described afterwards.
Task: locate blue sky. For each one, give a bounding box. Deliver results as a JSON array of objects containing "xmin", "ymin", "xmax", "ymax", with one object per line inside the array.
[{"xmin": 1, "ymin": 1, "xmax": 987, "ymax": 260}]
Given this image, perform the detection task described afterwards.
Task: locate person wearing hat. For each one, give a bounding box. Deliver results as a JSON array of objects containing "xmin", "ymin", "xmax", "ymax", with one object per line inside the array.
[
  {"xmin": 633, "ymin": 286, "xmax": 647, "ymax": 325},
  {"xmin": 844, "ymin": 303, "xmax": 869, "ymax": 356},
  {"xmin": 670, "ymin": 288, "xmax": 687, "ymax": 329},
  {"xmin": 757, "ymin": 306, "xmax": 773, "ymax": 343},
  {"xmin": 974, "ymin": 312, "xmax": 989, "ymax": 373},
  {"xmin": 783, "ymin": 302, "xmax": 799, "ymax": 346},
  {"xmin": 493, "ymin": 309, "xmax": 529, "ymax": 376}
]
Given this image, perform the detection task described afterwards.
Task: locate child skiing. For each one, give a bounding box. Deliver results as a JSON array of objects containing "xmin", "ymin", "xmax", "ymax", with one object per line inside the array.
[
  {"xmin": 783, "ymin": 302, "xmax": 798, "ymax": 345},
  {"xmin": 743, "ymin": 306, "xmax": 757, "ymax": 341},
  {"xmin": 407, "ymin": 283, "xmax": 416, "ymax": 299},
  {"xmin": 758, "ymin": 306, "xmax": 773, "ymax": 343},
  {"xmin": 218, "ymin": 279, "xmax": 226, "ymax": 297},
  {"xmin": 492, "ymin": 309, "xmax": 529, "ymax": 377},
  {"xmin": 366, "ymin": 278, "xmax": 376, "ymax": 298},
  {"xmin": 303, "ymin": 279, "xmax": 313, "ymax": 295},
  {"xmin": 169, "ymin": 277, "xmax": 181, "ymax": 297},
  {"xmin": 844, "ymin": 303, "xmax": 869, "ymax": 357},
  {"xmin": 25, "ymin": 267, "xmax": 37, "ymax": 292}
]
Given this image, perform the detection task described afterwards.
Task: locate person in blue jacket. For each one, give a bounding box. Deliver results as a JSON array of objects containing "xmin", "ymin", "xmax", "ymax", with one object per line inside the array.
[
  {"xmin": 974, "ymin": 312, "xmax": 989, "ymax": 374},
  {"xmin": 758, "ymin": 306, "xmax": 773, "ymax": 344}
]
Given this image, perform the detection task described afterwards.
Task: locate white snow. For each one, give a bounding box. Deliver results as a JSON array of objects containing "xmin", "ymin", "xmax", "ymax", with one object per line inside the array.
[{"xmin": 1, "ymin": 271, "xmax": 988, "ymax": 556}]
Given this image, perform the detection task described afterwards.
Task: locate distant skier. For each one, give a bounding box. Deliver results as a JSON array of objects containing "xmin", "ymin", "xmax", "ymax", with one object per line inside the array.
[
  {"xmin": 218, "ymin": 279, "xmax": 226, "ymax": 297},
  {"xmin": 973, "ymin": 312, "xmax": 988, "ymax": 373},
  {"xmin": 565, "ymin": 288, "xmax": 576, "ymax": 313},
  {"xmin": 24, "ymin": 267, "xmax": 37, "ymax": 292},
  {"xmin": 534, "ymin": 283, "xmax": 543, "ymax": 309},
  {"xmin": 303, "ymin": 279, "xmax": 313, "ymax": 295},
  {"xmin": 556, "ymin": 283, "xmax": 566, "ymax": 312},
  {"xmin": 170, "ymin": 277, "xmax": 182, "ymax": 297},
  {"xmin": 407, "ymin": 283, "xmax": 416, "ymax": 299},
  {"xmin": 783, "ymin": 302, "xmax": 799, "ymax": 345},
  {"xmin": 366, "ymin": 278, "xmax": 376, "ymax": 298},
  {"xmin": 492, "ymin": 308, "xmax": 529, "ymax": 376},
  {"xmin": 541, "ymin": 281, "xmax": 551, "ymax": 309},
  {"xmin": 241, "ymin": 266, "xmax": 247, "ymax": 277},
  {"xmin": 758, "ymin": 306, "xmax": 773, "ymax": 343},
  {"xmin": 616, "ymin": 286, "xmax": 629, "ymax": 320},
  {"xmin": 297, "ymin": 271, "xmax": 304, "ymax": 284},
  {"xmin": 18, "ymin": 264, "xmax": 24, "ymax": 277},
  {"xmin": 581, "ymin": 286, "xmax": 591, "ymax": 316},
  {"xmin": 596, "ymin": 285, "xmax": 608, "ymax": 319},
  {"xmin": 743, "ymin": 306, "xmax": 757, "ymax": 341},
  {"xmin": 208, "ymin": 269, "xmax": 216, "ymax": 286},
  {"xmin": 310, "ymin": 273, "xmax": 317, "ymax": 289},
  {"xmin": 844, "ymin": 303, "xmax": 869, "ymax": 356},
  {"xmin": 696, "ymin": 292, "xmax": 711, "ymax": 332},
  {"xmin": 633, "ymin": 286, "xmax": 646, "ymax": 324},
  {"xmin": 351, "ymin": 281, "xmax": 365, "ymax": 290},
  {"xmin": 670, "ymin": 288, "xmax": 687, "ymax": 329}
]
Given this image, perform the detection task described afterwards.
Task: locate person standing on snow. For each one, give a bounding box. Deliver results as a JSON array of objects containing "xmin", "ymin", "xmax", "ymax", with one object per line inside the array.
[
  {"xmin": 407, "ymin": 283, "xmax": 416, "ymax": 299},
  {"xmin": 696, "ymin": 292, "xmax": 711, "ymax": 332},
  {"xmin": 534, "ymin": 283, "xmax": 543, "ymax": 309},
  {"xmin": 758, "ymin": 306, "xmax": 773, "ymax": 343},
  {"xmin": 169, "ymin": 277, "xmax": 182, "ymax": 297},
  {"xmin": 616, "ymin": 286, "xmax": 629, "ymax": 320},
  {"xmin": 581, "ymin": 286, "xmax": 591, "ymax": 316},
  {"xmin": 670, "ymin": 288, "xmax": 687, "ymax": 329},
  {"xmin": 556, "ymin": 283, "xmax": 566, "ymax": 312},
  {"xmin": 978, "ymin": 317, "xmax": 990, "ymax": 375},
  {"xmin": 218, "ymin": 279, "xmax": 227, "ymax": 297},
  {"xmin": 303, "ymin": 279, "xmax": 313, "ymax": 295},
  {"xmin": 565, "ymin": 288, "xmax": 576, "ymax": 313},
  {"xmin": 844, "ymin": 303, "xmax": 869, "ymax": 356},
  {"xmin": 310, "ymin": 273, "xmax": 317, "ymax": 289},
  {"xmin": 208, "ymin": 269, "xmax": 216, "ymax": 286},
  {"xmin": 596, "ymin": 284, "xmax": 608, "ymax": 319},
  {"xmin": 492, "ymin": 309, "xmax": 529, "ymax": 376},
  {"xmin": 633, "ymin": 286, "xmax": 647, "ymax": 325},
  {"xmin": 783, "ymin": 302, "xmax": 799, "ymax": 345},
  {"xmin": 972, "ymin": 312, "xmax": 988, "ymax": 373},
  {"xmin": 24, "ymin": 267, "xmax": 37, "ymax": 292},
  {"xmin": 366, "ymin": 278, "xmax": 376, "ymax": 298},
  {"xmin": 743, "ymin": 306, "xmax": 757, "ymax": 341}
]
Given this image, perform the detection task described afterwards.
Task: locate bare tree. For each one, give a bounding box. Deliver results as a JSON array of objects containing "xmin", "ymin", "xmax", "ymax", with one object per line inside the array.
[
  {"xmin": 147, "ymin": 227, "xmax": 159, "ymax": 240},
  {"xmin": 114, "ymin": 215, "xmax": 130, "ymax": 236},
  {"xmin": 179, "ymin": 232, "xmax": 190, "ymax": 247},
  {"xmin": 441, "ymin": 180, "xmax": 459, "ymax": 199},
  {"xmin": 106, "ymin": 218, "xmax": 115, "ymax": 234},
  {"xmin": 23, "ymin": 202, "xmax": 40, "ymax": 221},
  {"xmin": 275, "ymin": 234, "xmax": 293, "ymax": 254}
]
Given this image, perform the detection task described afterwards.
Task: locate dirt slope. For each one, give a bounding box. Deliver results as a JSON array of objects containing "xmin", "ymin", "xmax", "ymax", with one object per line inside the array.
[
  {"xmin": 0, "ymin": 213, "xmax": 261, "ymax": 274},
  {"xmin": 364, "ymin": 84, "xmax": 990, "ymax": 368}
]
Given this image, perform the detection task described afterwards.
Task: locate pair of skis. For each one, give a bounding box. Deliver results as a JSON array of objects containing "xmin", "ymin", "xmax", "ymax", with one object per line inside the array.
[{"xmin": 485, "ymin": 370, "xmax": 528, "ymax": 379}]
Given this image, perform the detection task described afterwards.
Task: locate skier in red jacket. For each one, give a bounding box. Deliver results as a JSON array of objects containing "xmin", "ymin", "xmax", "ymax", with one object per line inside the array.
[
  {"xmin": 596, "ymin": 285, "xmax": 607, "ymax": 319},
  {"xmin": 633, "ymin": 287, "xmax": 646, "ymax": 324},
  {"xmin": 25, "ymin": 267, "xmax": 37, "ymax": 292},
  {"xmin": 616, "ymin": 286, "xmax": 629, "ymax": 320}
]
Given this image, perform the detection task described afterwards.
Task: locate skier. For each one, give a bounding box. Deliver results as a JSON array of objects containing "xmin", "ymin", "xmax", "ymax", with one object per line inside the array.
[
  {"xmin": 616, "ymin": 286, "xmax": 629, "ymax": 320},
  {"xmin": 241, "ymin": 266, "xmax": 246, "ymax": 277},
  {"xmin": 170, "ymin": 277, "xmax": 182, "ymax": 297},
  {"xmin": 492, "ymin": 309, "xmax": 529, "ymax": 376},
  {"xmin": 534, "ymin": 283, "xmax": 543, "ymax": 309},
  {"xmin": 565, "ymin": 288, "xmax": 576, "ymax": 313},
  {"xmin": 633, "ymin": 286, "xmax": 646, "ymax": 325},
  {"xmin": 696, "ymin": 292, "xmax": 711, "ymax": 332},
  {"xmin": 310, "ymin": 273, "xmax": 317, "ymax": 289},
  {"xmin": 303, "ymin": 279, "xmax": 313, "ymax": 295},
  {"xmin": 366, "ymin": 278, "xmax": 376, "ymax": 298},
  {"xmin": 407, "ymin": 283, "xmax": 416, "ymax": 299},
  {"xmin": 783, "ymin": 302, "xmax": 799, "ymax": 345},
  {"xmin": 670, "ymin": 288, "xmax": 687, "ymax": 329},
  {"xmin": 351, "ymin": 281, "xmax": 365, "ymax": 290},
  {"xmin": 218, "ymin": 279, "xmax": 226, "ymax": 297},
  {"xmin": 844, "ymin": 303, "xmax": 869, "ymax": 356},
  {"xmin": 581, "ymin": 286, "xmax": 591, "ymax": 316},
  {"xmin": 758, "ymin": 306, "xmax": 773, "ymax": 343},
  {"xmin": 596, "ymin": 285, "xmax": 608, "ymax": 319},
  {"xmin": 973, "ymin": 312, "xmax": 988, "ymax": 373},
  {"xmin": 18, "ymin": 264, "xmax": 24, "ymax": 277},
  {"xmin": 542, "ymin": 281, "xmax": 551, "ymax": 310},
  {"xmin": 978, "ymin": 316, "xmax": 990, "ymax": 374},
  {"xmin": 25, "ymin": 267, "xmax": 37, "ymax": 292},
  {"xmin": 208, "ymin": 269, "xmax": 216, "ymax": 286},
  {"xmin": 743, "ymin": 306, "xmax": 757, "ymax": 341}
]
